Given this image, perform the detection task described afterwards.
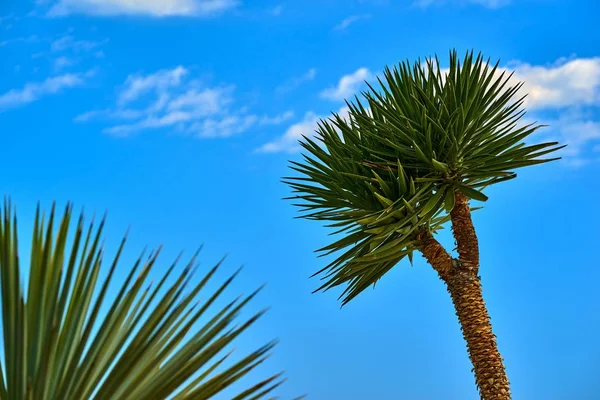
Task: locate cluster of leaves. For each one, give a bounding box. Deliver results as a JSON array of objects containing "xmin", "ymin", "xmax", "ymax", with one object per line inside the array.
[
  {"xmin": 0, "ymin": 201, "xmax": 284, "ymax": 399},
  {"xmin": 284, "ymin": 50, "xmax": 565, "ymax": 305}
]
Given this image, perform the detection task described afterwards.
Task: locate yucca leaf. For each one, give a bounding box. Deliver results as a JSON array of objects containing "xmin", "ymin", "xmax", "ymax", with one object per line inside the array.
[
  {"xmin": 456, "ymin": 184, "xmax": 489, "ymax": 202},
  {"xmin": 0, "ymin": 200, "xmax": 287, "ymax": 400},
  {"xmin": 444, "ymin": 188, "xmax": 456, "ymax": 213},
  {"xmin": 420, "ymin": 189, "xmax": 447, "ymax": 218},
  {"xmin": 283, "ymin": 49, "xmax": 564, "ymax": 305}
]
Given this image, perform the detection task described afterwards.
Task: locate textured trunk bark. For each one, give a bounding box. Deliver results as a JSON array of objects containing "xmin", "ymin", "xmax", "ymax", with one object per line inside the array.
[
  {"xmin": 445, "ymin": 264, "xmax": 511, "ymax": 399},
  {"xmin": 416, "ymin": 191, "xmax": 511, "ymax": 399}
]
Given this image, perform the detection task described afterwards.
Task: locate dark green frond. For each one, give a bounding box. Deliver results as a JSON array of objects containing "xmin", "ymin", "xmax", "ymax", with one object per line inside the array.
[
  {"xmin": 284, "ymin": 49, "xmax": 564, "ymax": 305},
  {"xmin": 0, "ymin": 200, "xmax": 285, "ymax": 399}
]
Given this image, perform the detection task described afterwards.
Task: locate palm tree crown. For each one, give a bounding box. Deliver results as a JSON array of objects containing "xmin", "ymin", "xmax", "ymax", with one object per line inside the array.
[{"xmin": 284, "ymin": 50, "xmax": 565, "ymax": 305}]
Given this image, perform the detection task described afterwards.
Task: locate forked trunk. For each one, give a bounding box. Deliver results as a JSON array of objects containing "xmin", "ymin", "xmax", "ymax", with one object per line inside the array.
[{"xmin": 417, "ymin": 191, "xmax": 511, "ymax": 399}]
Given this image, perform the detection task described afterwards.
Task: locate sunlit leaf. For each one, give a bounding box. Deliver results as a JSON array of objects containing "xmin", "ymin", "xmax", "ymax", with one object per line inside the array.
[
  {"xmin": 0, "ymin": 201, "xmax": 287, "ymax": 400},
  {"xmin": 283, "ymin": 49, "xmax": 564, "ymax": 305}
]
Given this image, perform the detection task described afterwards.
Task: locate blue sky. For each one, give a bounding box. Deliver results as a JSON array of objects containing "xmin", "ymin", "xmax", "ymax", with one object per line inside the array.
[{"xmin": 1, "ymin": 0, "xmax": 599, "ymax": 398}]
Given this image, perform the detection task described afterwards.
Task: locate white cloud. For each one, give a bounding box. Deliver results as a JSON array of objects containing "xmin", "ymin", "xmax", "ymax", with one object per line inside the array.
[
  {"xmin": 259, "ymin": 67, "xmax": 374, "ymax": 153},
  {"xmin": 259, "ymin": 110, "xmax": 294, "ymax": 125},
  {"xmin": 77, "ymin": 66, "xmax": 292, "ymax": 138},
  {"xmin": 255, "ymin": 112, "xmax": 321, "ymax": 153},
  {"xmin": 433, "ymin": 56, "xmax": 600, "ymax": 166},
  {"xmin": 0, "ymin": 35, "xmax": 39, "ymax": 47},
  {"xmin": 51, "ymin": 35, "xmax": 109, "ymax": 53},
  {"xmin": 74, "ymin": 109, "xmax": 107, "ymax": 122},
  {"xmin": 190, "ymin": 111, "xmax": 293, "ymax": 138},
  {"xmin": 25, "ymin": 33, "xmax": 108, "ymax": 68},
  {"xmin": 333, "ymin": 14, "xmax": 370, "ymax": 31},
  {"xmin": 276, "ymin": 68, "xmax": 317, "ymax": 94},
  {"xmin": 47, "ymin": 0, "xmax": 239, "ymax": 17},
  {"xmin": 415, "ymin": 0, "xmax": 510, "ymax": 8},
  {"xmin": 104, "ymin": 111, "xmax": 193, "ymax": 136},
  {"xmin": 270, "ymin": 5, "xmax": 283, "ymax": 16},
  {"xmin": 0, "ymin": 71, "xmax": 92, "ymax": 111},
  {"xmin": 531, "ymin": 110, "xmax": 600, "ymax": 167},
  {"xmin": 53, "ymin": 56, "xmax": 74, "ymax": 71},
  {"xmin": 256, "ymin": 106, "xmax": 350, "ymax": 153},
  {"xmin": 479, "ymin": 56, "xmax": 600, "ymax": 166},
  {"xmin": 74, "ymin": 108, "xmax": 148, "ymax": 122},
  {"xmin": 0, "ymin": 13, "xmax": 18, "ymax": 26},
  {"xmin": 192, "ymin": 115, "xmax": 258, "ymax": 138},
  {"xmin": 166, "ymin": 86, "xmax": 234, "ymax": 115},
  {"xmin": 433, "ymin": 56, "xmax": 600, "ymax": 110},
  {"xmin": 261, "ymin": 56, "xmax": 600, "ymax": 158},
  {"xmin": 320, "ymin": 67, "xmax": 373, "ymax": 101},
  {"xmin": 118, "ymin": 66, "xmax": 189, "ymax": 105},
  {"xmin": 469, "ymin": 0, "xmax": 510, "ymax": 7},
  {"xmin": 509, "ymin": 57, "xmax": 600, "ymax": 110}
]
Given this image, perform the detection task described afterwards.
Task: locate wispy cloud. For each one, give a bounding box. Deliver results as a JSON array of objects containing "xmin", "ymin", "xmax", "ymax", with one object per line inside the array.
[
  {"xmin": 0, "ymin": 13, "xmax": 19, "ymax": 28},
  {"xmin": 256, "ymin": 107, "xmax": 350, "ymax": 153},
  {"xmin": 259, "ymin": 67, "xmax": 374, "ymax": 152},
  {"xmin": 118, "ymin": 66, "xmax": 189, "ymax": 105},
  {"xmin": 320, "ymin": 67, "xmax": 373, "ymax": 101},
  {"xmin": 485, "ymin": 56, "xmax": 600, "ymax": 166},
  {"xmin": 261, "ymin": 56, "xmax": 600, "ymax": 161},
  {"xmin": 508, "ymin": 57, "xmax": 600, "ymax": 110},
  {"xmin": 51, "ymin": 35, "xmax": 109, "ymax": 53},
  {"xmin": 333, "ymin": 14, "xmax": 370, "ymax": 31},
  {"xmin": 77, "ymin": 66, "xmax": 293, "ymax": 138},
  {"xmin": 192, "ymin": 115, "xmax": 258, "ymax": 138},
  {"xmin": 22, "ymin": 32, "xmax": 108, "ymax": 74},
  {"xmin": 0, "ymin": 70, "xmax": 93, "ymax": 111},
  {"xmin": 431, "ymin": 56, "xmax": 600, "ymax": 110},
  {"xmin": 270, "ymin": 5, "xmax": 283, "ymax": 16},
  {"xmin": 415, "ymin": 0, "xmax": 510, "ymax": 8},
  {"xmin": 47, "ymin": 0, "xmax": 239, "ymax": 17},
  {"xmin": 0, "ymin": 35, "xmax": 39, "ymax": 47},
  {"xmin": 53, "ymin": 56, "xmax": 74, "ymax": 71},
  {"xmin": 421, "ymin": 56, "xmax": 600, "ymax": 165},
  {"xmin": 528, "ymin": 109, "xmax": 600, "ymax": 167},
  {"xmin": 276, "ymin": 68, "xmax": 317, "ymax": 94}
]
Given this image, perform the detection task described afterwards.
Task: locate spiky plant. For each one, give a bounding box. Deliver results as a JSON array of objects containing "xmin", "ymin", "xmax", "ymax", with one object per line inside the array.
[
  {"xmin": 283, "ymin": 50, "xmax": 565, "ymax": 399},
  {"xmin": 0, "ymin": 200, "xmax": 286, "ymax": 399}
]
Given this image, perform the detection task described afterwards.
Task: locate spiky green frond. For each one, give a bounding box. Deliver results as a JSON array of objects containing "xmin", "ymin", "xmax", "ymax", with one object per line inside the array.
[
  {"xmin": 284, "ymin": 49, "xmax": 565, "ymax": 305},
  {"xmin": 0, "ymin": 200, "xmax": 285, "ymax": 399}
]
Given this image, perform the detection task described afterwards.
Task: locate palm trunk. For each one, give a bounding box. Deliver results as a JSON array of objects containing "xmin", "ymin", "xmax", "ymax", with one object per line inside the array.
[
  {"xmin": 417, "ymin": 191, "xmax": 511, "ymax": 399},
  {"xmin": 445, "ymin": 265, "xmax": 510, "ymax": 399}
]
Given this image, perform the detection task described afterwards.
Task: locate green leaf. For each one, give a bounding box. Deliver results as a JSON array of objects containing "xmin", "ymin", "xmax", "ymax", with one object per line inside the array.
[
  {"xmin": 444, "ymin": 188, "xmax": 456, "ymax": 212},
  {"xmin": 0, "ymin": 200, "xmax": 286, "ymax": 399},
  {"xmin": 374, "ymin": 192, "xmax": 394, "ymax": 208},
  {"xmin": 397, "ymin": 160, "xmax": 407, "ymax": 194},
  {"xmin": 419, "ymin": 189, "xmax": 447, "ymax": 218},
  {"xmin": 281, "ymin": 49, "xmax": 564, "ymax": 305},
  {"xmin": 408, "ymin": 177, "xmax": 416, "ymax": 196},
  {"xmin": 431, "ymin": 159, "xmax": 449, "ymax": 173},
  {"xmin": 456, "ymin": 184, "xmax": 489, "ymax": 202},
  {"xmin": 371, "ymin": 169, "xmax": 395, "ymax": 199},
  {"xmin": 356, "ymin": 215, "xmax": 380, "ymax": 226},
  {"xmin": 412, "ymin": 141, "xmax": 430, "ymax": 164}
]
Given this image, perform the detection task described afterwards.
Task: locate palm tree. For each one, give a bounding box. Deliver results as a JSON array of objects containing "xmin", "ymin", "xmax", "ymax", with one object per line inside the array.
[
  {"xmin": 0, "ymin": 200, "xmax": 286, "ymax": 399},
  {"xmin": 283, "ymin": 50, "xmax": 565, "ymax": 399}
]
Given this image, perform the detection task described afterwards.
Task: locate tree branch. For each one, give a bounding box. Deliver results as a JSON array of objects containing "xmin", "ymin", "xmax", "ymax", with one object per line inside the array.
[
  {"xmin": 450, "ymin": 190, "xmax": 480, "ymax": 274},
  {"xmin": 416, "ymin": 230, "xmax": 453, "ymax": 281}
]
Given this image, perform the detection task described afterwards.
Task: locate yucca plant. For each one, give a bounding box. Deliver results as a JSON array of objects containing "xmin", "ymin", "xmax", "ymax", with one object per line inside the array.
[
  {"xmin": 283, "ymin": 50, "xmax": 565, "ymax": 399},
  {"xmin": 0, "ymin": 200, "xmax": 286, "ymax": 399}
]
